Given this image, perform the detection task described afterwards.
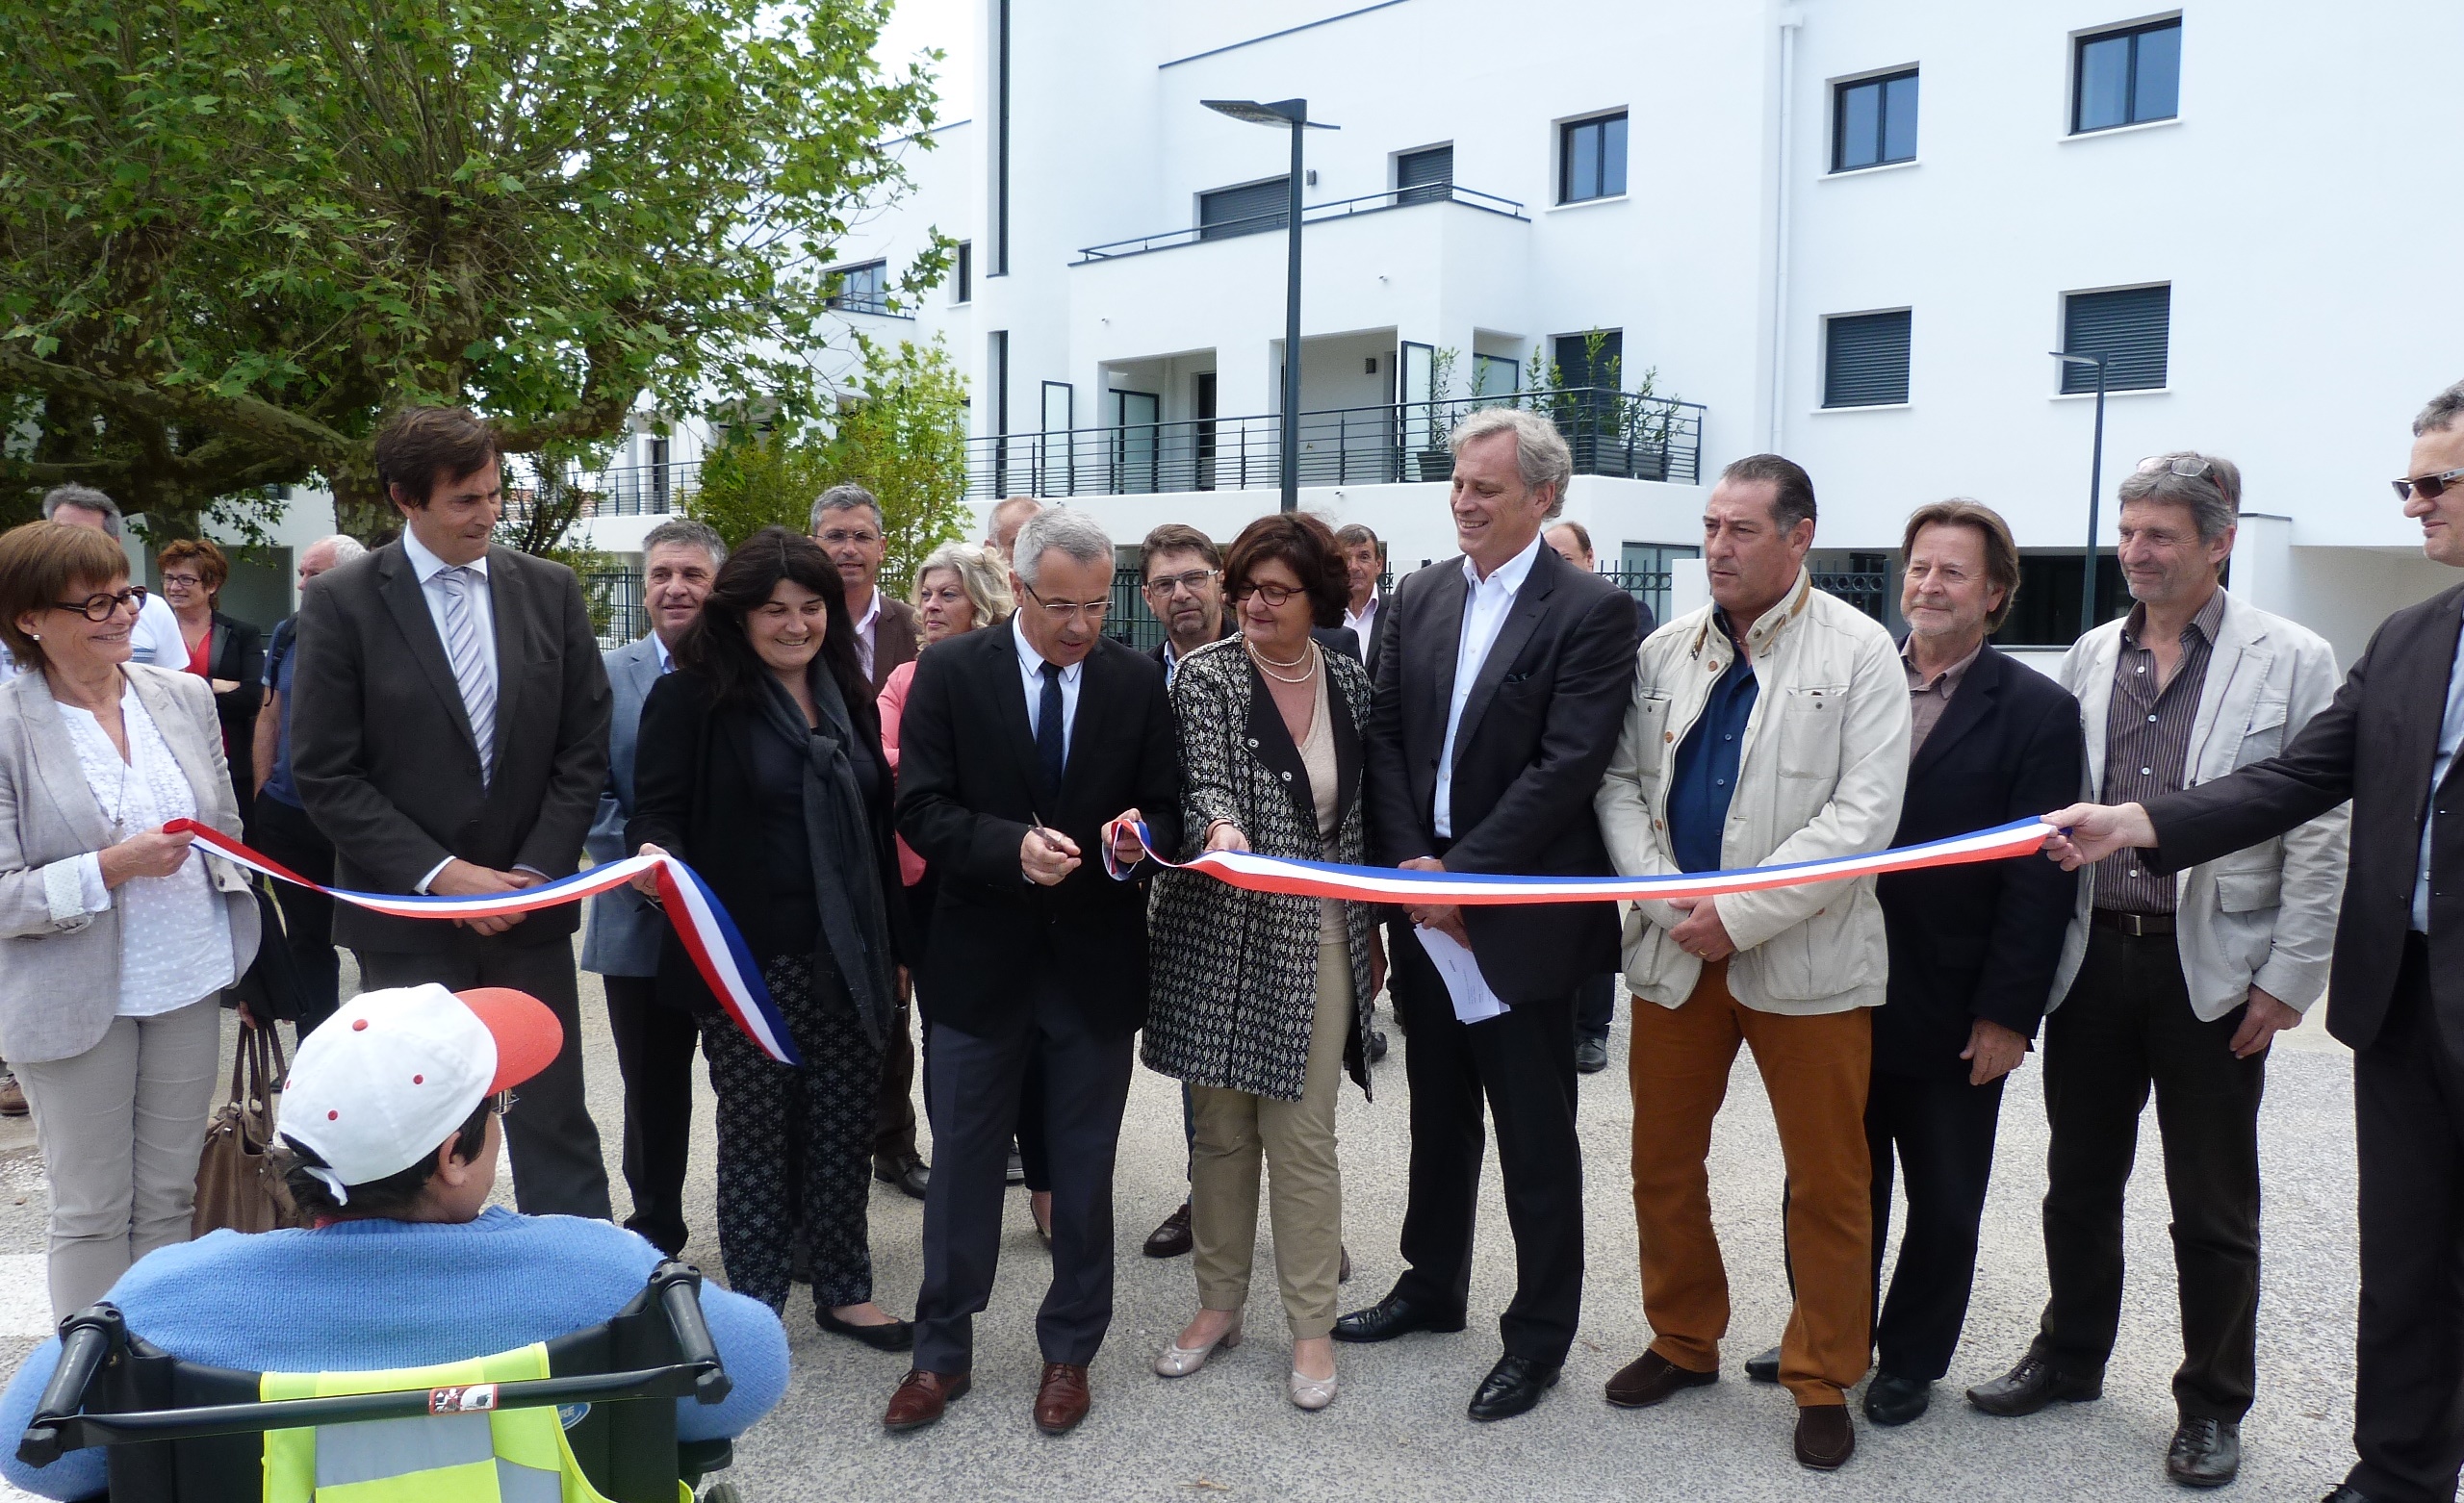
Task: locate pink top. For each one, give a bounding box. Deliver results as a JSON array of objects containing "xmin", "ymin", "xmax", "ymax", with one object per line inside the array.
[{"xmin": 877, "ymin": 659, "xmax": 926, "ymax": 886}]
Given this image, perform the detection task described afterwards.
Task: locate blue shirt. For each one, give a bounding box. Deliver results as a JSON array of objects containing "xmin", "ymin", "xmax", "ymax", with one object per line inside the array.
[
  {"xmin": 1666, "ymin": 614, "xmax": 1760, "ymax": 875},
  {"xmin": 259, "ymin": 615, "xmax": 303, "ymax": 807}
]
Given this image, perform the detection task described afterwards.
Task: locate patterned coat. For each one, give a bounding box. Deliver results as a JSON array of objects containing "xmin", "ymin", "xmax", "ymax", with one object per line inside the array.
[{"xmin": 1143, "ymin": 635, "xmax": 1375, "ymax": 1102}]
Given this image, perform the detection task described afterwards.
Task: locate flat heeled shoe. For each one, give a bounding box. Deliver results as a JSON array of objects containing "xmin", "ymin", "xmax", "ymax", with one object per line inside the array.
[
  {"xmin": 1289, "ymin": 1367, "xmax": 1339, "ymax": 1411},
  {"xmin": 1153, "ymin": 1314, "xmax": 1244, "ymax": 1377}
]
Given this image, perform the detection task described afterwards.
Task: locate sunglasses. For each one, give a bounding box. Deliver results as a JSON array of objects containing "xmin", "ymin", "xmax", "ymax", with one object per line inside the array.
[
  {"xmin": 2137, "ymin": 455, "xmax": 2213, "ymax": 479},
  {"xmin": 2393, "ymin": 467, "xmax": 2464, "ymax": 503}
]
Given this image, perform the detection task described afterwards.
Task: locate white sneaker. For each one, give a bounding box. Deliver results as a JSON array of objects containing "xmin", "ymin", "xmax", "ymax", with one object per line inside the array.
[
  {"xmin": 1154, "ymin": 1314, "xmax": 1243, "ymax": 1377},
  {"xmin": 1289, "ymin": 1367, "xmax": 1339, "ymax": 1411}
]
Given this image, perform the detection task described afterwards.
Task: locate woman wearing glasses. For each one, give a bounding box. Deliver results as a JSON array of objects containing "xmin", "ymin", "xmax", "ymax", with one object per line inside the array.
[
  {"xmin": 1143, "ymin": 512, "xmax": 1376, "ymax": 1411},
  {"xmin": 0, "ymin": 521, "xmax": 260, "ymax": 1320},
  {"xmin": 154, "ymin": 538, "xmax": 265, "ymax": 823}
]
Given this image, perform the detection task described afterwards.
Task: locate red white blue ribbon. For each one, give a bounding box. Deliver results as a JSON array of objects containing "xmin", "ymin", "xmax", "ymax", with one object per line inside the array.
[
  {"xmin": 1105, "ymin": 815, "xmax": 2052, "ymax": 904},
  {"xmin": 167, "ymin": 820, "xmax": 800, "ymax": 1065}
]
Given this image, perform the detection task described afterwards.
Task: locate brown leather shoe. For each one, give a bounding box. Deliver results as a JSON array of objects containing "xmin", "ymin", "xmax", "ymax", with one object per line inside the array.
[
  {"xmin": 1034, "ymin": 1362, "xmax": 1091, "ymax": 1435},
  {"xmin": 1604, "ymin": 1349, "xmax": 1718, "ymax": 1408},
  {"xmin": 1794, "ymin": 1403, "xmax": 1856, "ymax": 1470},
  {"xmin": 884, "ymin": 1369, "xmax": 969, "ymax": 1432},
  {"xmin": 1142, "ymin": 1201, "xmax": 1194, "ymax": 1259}
]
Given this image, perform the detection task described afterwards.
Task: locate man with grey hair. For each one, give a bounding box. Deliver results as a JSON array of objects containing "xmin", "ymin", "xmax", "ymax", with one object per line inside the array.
[
  {"xmin": 582, "ymin": 517, "xmax": 727, "ymax": 1252},
  {"xmin": 2039, "ymin": 387, "xmax": 2464, "ymax": 1503},
  {"xmin": 1966, "ymin": 451, "xmax": 2346, "ymax": 1490},
  {"xmin": 985, "ymin": 495, "xmax": 1044, "ymax": 562},
  {"xmin": 36, "ymin": 485, "xmax": 187, "ymax": 670},
  {"xmin": 245, "ymin": 531, "xmax": 371, "ymax": 1036},
  {"xmin": 1336, "ymin": 405, "xmax": 1639, "ymax": 1424},
  {"xmin": 886, "ymin": 502, "xmax": 1182, "ymax": 1436},
  {"xmin": 810, "ymin": 482, "xmax": 921, "ymax": 692}
]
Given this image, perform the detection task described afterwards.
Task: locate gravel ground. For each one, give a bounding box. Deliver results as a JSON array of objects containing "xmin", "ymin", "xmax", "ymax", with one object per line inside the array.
[{"xmin": 0, "ymin": 946, "xmax": 2364, "ymax": 1502}]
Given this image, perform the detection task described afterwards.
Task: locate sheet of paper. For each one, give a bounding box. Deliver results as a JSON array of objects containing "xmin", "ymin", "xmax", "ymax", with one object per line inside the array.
[{"xmin": 1414, "ymin": 924, "xmax": 1509, "ymax": 1025}]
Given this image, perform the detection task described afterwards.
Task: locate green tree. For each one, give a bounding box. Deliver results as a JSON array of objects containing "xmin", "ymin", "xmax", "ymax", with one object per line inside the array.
[
  {"xmin": 690, "ymin": 333, "xmax": 972, "ymax": 591},
  {"xmin": 0, "ymin": 0, "xmax": 947, "ymax": 540}
]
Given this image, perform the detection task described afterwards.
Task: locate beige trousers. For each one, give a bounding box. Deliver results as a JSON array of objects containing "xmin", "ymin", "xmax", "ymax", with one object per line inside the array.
[
  {"xmin": 1189, "ymin": 942, "xmax": 1353, "ymax": 1340},
  {"xmin": 14, "ymin": 998, "xmax": 220, "ymax": 1319}
]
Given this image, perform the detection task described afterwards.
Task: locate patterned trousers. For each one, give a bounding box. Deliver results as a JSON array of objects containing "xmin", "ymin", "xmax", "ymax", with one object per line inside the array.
[{"xmin": 701, "ymin": 952, "xmax": 884, "ymax": 1313}]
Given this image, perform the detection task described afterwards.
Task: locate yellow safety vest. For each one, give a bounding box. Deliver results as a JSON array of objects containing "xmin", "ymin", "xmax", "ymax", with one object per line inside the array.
[{"xmin": 259, "ymin": 1342, "xmax": 680, "ymax": 1503}]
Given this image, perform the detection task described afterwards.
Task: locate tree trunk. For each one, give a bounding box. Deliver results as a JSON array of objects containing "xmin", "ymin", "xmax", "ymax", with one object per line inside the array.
[{"xmin": 328, "ymin": 463, "xmax": 396, "ymax": 546}]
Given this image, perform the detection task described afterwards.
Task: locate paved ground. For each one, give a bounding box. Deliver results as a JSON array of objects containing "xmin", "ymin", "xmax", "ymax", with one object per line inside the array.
[{"xmin": 1, "ymin": 948, "xmax": 2365, "ymax": 1501}]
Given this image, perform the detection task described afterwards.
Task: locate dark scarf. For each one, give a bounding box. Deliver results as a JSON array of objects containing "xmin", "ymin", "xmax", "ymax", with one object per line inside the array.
[{"xmin": 757, "ymin": 666, "xmax": 895, "ymax": 1050}]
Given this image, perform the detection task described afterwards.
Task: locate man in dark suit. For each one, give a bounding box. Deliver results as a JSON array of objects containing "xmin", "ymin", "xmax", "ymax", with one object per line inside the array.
[
  {"xmin": 292, "ymin": 406, "xmax": 613, "ymax": 1220},
  {"xmin": 886, "ymin": 507, "xmax": 1182, "ymax": 1438},
  {"xmin": 1335, "ymin": 407, "xmax": 1641, "ymax": 1421},
  {"xmin": 2046, "ymin": 380, "xmax": 2464, "ymax": 1503},
  {"xmin": 1337, "ymin": 522, "xmax": 1387, "ymax": 674},
  {"xmin": 1545, "ymin": 519, "xmax": 1656, "ymax": 1075}
]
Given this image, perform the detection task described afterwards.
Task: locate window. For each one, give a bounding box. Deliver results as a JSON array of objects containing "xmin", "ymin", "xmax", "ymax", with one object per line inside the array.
[
  {"xmin": 2073, "ymin": 18, "xmax": 2180, "ymax": 133},
  {"xmin": 1553, "ymin": 329, "xmax": 1624, "ymax": 389},
  {"xmin": 1473, "ymin": 352, "xmax": 1519, "ymax": 396},
  {"xmin": 1198, "ymin": 178, "xmax": 1289, "ymax": 241},
  {"xmin": 951, "ymin": 242, "xmax": 972, "ymax": 304},
  {"xmin": 1397, "ymin": 144, "xmax": 1452, "ymax": 205},
  {"xmin": 1559, "ymin": 113, "xmax": 1628, "ymax": 203},
  {"xmin": 827, "ymin": 260, "xmax": 890, "ymax": 315},
  {"xmin": 2061, "ymin": 285, "xmax": 2170, "ymax": 392},
  {"xmin": 1823, "ymin": 311, "xmax": 1912, "ymax": 407},
  {"xmin": 1618, "ymin": 543, "xmax": 1699, "ymax": 630},
  {"xmin": 1833, "ymin": 70, "xmax": 1918, "ymax": 171}
]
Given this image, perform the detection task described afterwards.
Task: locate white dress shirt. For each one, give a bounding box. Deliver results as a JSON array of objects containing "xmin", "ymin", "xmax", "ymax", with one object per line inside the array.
[
  {"xmin": 401, "ymin": 528, "xmax": 499, "ymax": 894},
  {"xmin": 850, "ymin": 585, "xmax": 883, "ymax": 682},
  {"xmin": 2418, "ymin": 614, "xmax": 2464, "ymax": 932},
  {"xmin": 1344, "ymin": 593, "xmax": 1378, "ymax": 648},
  {"xmin": 1013, "ymin": 616, "xmax": 1083, "ymax": 766},
  {"xmin": 1434, "ymin": 532, "xmax": 1544, "ymax": 839}
]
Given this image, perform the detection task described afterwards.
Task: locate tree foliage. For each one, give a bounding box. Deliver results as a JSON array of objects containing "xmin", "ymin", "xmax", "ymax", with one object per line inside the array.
[
  {"xmin": 0, "ymin": 0, "xmax": 946, "ymax": 539},
  {"xmin": 689, "ymin": 333, "xmax": 971, "ymax": 591}
]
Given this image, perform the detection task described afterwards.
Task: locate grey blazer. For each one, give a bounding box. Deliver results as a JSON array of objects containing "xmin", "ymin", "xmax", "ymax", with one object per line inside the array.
[
  {"xmin": 580, "ymin": 635, "xmax": 666, "ymax": 978},
  {"xmin": 0, "ymin": 666, "xmax": 262, "ymax": 1062}
]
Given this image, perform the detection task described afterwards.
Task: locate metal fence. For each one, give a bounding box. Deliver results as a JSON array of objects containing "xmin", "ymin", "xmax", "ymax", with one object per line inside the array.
[
  {"xmin": 500, "ymin": 455, "xmax": 699, "ymax": 525},
  {"xmin": 581, "ymin": 570, "xmax": 645, "ymax": 650},
  {"xmin": 1075, "ymin": 182, "xmax": 1528, "ymax": 262}
]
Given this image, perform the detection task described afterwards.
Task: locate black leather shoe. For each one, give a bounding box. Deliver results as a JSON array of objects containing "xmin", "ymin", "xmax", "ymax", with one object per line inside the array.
[
  {"xmin": 874, "ymin": 1153, "xmax": 930, "ymax": 1201},
  {"xmin": 1468, "ymin": 1354, "xmax": 1560, "ymax": 1421},
  {"xmin": 1332, "ymin": 1292, "xmax": 1468, "ymax": 1343},
  {"xmin": 818, "ymin": 1307, "xmax": 914, "ymax": 1353},
  {"xmin": 2167, "ymin": 1418, "xmax": 2241, "ymax": 1489},
  {"xmin": 1744, "ymin": 1344, "xmax": 1782, "ymax": 1384},
  {"xmin": 1965, "ymin": 1354, "xmax": 2103, "ymax": 1416},
  {"xmin": 1575, "ymin": 1036, "xmax": 1609, "ymax": 1074},
  {"xmin": 1142, "ymin": 1201, "xmax": 1193, "ymax": 1259},
  {"xmin": 1861, "ymin": 1373, "xmax": 1931, "ymax": 1427},
  {"xmin": 2320, "ymin": 1487, "xmax": 2376, "ymax": 1502},
  {"xmin": 1369, "ymin": 1029, "xmax": 1390, "ymax": 1064}
]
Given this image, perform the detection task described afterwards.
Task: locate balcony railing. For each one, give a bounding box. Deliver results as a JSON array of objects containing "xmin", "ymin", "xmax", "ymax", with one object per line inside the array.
[
  {"xmin": 1075, "ymin": 183, "xmax": 1527, "ymax": 263},
  {"xmin": 500, "ymin": 454, "xmax": 701, "ymax": 524},
  {"xmin": 972, "ymin": 387, "xmax": 1703, "ymax": 501}
]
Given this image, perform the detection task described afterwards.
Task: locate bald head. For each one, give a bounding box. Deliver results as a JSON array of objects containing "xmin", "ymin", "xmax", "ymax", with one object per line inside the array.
[{"xmin": 298, "ymin": 534, "xmax": 365, "ymax": 588}]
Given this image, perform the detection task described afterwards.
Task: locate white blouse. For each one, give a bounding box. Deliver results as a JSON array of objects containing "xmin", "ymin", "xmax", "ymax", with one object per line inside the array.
[{"xmin": 60, "ymin": 679, "xmax": 235, "ymax": 1016}]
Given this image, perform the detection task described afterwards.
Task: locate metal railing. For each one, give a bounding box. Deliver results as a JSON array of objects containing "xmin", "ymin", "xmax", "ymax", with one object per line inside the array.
[
  {"xmin": 1811, "ymin": 571, "xmax": 1889, "ymax": 621},
  {"xmin": 1076, "ymin": 183, "xmax": 1527, "ymax": 262},
  {"xmin": 581, "ymin": 570, "xmax": 646, "ymax": 649},
  {"xmin": 500, "ymin": 456, "xmax": 701, "ymax": 523},
  {"xmin": 973, "ymin": 386, "xmax": 1702, "ymax": 501}
]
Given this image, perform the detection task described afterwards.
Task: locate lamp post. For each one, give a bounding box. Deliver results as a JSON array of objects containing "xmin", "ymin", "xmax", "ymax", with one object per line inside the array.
[
  {"xmin": 2052, "ymin": 349, "xmax": 2112, "ymax": 640},
  {"xmin": 1203, "ymin": 98, "xmax": 1337, "ymax": 513}
]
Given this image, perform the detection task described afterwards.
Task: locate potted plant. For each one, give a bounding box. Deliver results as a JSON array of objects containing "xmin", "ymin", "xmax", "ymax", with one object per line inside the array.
[{"xmin": 1415, "ymin": 345, "xmax": 1460, "ymax": 482}]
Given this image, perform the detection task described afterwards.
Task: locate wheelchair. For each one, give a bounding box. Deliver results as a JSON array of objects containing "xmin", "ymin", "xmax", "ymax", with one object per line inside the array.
[{"xmin": 15, "ymin": 1260, "xmax": 743, "ymax": 1502}]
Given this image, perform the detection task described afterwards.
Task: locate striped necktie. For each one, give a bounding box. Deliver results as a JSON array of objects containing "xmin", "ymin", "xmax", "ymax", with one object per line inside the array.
[{"xmin": 439, "ymin": 566, "xmax": 497, "ymax": 782}]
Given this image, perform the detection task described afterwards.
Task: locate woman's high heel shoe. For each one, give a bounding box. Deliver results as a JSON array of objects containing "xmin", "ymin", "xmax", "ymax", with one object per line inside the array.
[
  {"xmin": 1153, "ymin": 1314, "xmax": 1244, "ymax": 1377},
  {"xmin": 1289, "ymin": 1366, "xmax": 1339, "ymax": 1411}
]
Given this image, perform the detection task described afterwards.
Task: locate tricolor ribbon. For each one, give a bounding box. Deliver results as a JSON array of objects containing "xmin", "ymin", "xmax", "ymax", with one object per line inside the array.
[
  {"xmin": 167, "ymin": 820, "xmax": 800, "ymax": 1065},
  {"xmin": 1104, "ymin": 815, "xmax": 2052, "ymax": 904}
]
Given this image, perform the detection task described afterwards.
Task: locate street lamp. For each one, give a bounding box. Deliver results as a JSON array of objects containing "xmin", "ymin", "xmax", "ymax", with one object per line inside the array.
[
  {"xmin": 2052, "ymin": 349, "xmax": 2111, "ymax": 641},
  {"xmin": 1203, "ymin": 97, "xmax": 1337, "ymax": 513}
]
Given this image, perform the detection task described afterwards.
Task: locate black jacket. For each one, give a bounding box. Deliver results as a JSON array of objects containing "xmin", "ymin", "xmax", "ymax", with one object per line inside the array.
[
  {"xmin": 895, "ymin": 620, "xmax": 1183, "ymax": 1038},
  {"xmin": 1364, "ymin": 545, "xmax": 1641, "ymax": 1002},
  {"xmin": 627, "ymin": 668, "xmax": 907, "ymax": 1014},
  {"xmin": 2147, "ymin": 582, "xmax": 2459, "ymax": 1055},
  {"xmin": 197, "ymin": 611, "xmax": 265, "ymax": 806},
  {"xmin": 1873, "ymin": 644, "xmax": 2086, "ymax": 1079}
]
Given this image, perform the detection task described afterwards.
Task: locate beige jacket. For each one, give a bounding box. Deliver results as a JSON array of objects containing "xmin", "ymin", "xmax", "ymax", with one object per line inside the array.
[
  {"xmin": 0, "ymin": 666, "xmax": 260, "ymax": 1062},
  {"xmin": 1596, "ymin": 571, "xmax": 1912, "ymax": 1015},
  {"xmin": 2050, "ymin": 589, "xmax": 2348, "ymax": 1019}
]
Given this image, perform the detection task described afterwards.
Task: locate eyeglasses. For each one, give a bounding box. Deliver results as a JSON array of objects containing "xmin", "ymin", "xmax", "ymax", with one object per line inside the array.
[
  {"xmin": 159, "ymin": 572, "xmax": 206, "ymax": 589},
  {"xmin": 1229, "ymin": 580, "xmax": 1304, "ymax": 607},
  {"xmin": 51, "ymin": 585, "xmax": 147, "ymax": 621},
  {"xmin": 2137, "ymin": 455, "xmax": 2213, "ymax": 479},
  {"xmin": 2393, "ymin": 467, "xmax": 2464, "ymax": 503},
  {"xmin": 815, "ymin": 528, "xmax": 883, "ymax": 548},
  {"xmin": 1142, "ymin": 568, "xmax": 1217, "ymax": 598},
  {"xmin": 1017, "ymin": 581, "xmax": 1109, "ymax": 623}
]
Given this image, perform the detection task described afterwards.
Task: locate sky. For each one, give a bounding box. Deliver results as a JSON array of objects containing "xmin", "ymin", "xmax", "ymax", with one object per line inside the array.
[{"xmin": 874, "ymin": 0, "xmax": 976, "ymax": 120}]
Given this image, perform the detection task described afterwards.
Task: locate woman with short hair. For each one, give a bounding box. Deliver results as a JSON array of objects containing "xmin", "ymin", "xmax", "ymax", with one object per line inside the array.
[
  {"xmin": 0, "ymin": 521, "xmax": 260, "ymax": 1320},
  {"xmin": 153, "ymin": 538, "xmax": 264, "ymax": 820},
  {"xmin": 1143, "ymin": 512, "xmax": 1376, "ymax": 1410}
]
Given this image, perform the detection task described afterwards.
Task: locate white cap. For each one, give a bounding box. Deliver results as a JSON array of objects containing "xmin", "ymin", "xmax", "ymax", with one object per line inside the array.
[{"xmin": 277, "ymin": 983, "xmax": 560, "ymax": 1203}]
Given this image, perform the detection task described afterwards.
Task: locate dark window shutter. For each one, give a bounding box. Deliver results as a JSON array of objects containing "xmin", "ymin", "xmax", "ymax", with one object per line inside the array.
[
  {"xmin": 1398, "ymin": 145, "xmax": 1452, "ymax": 204},
  {"xmin": 1199, "ymin": 178, "xmax": 1290, "ymax": 241},
  {"xmin": 1823, "ymin": 311, "xmax": 1912, "ymax": 407},
  {"xmin": 2062, "ymin": 286, "xmax": 2169, "ymax": 392},
  {"xmin": 1553, "ymin": 330, "xmax": 1624, "ymax": 389}
]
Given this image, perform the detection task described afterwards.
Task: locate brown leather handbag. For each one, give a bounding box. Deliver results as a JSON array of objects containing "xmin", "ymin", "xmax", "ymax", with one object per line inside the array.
[{"xmin": 192, "ymin": 1016, "xmax": 305, "ymax": 1236}]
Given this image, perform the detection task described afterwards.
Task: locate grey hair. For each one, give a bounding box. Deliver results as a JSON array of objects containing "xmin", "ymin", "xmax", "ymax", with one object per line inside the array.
[
  {"xmin": 2118, "ymin": 451, "xmax": 2240, "ymax": 541},
  {"xmin": 40, "ymin": 485, "xmax": 124, "ymax": 536},
  {"xmin": 1012, "ymin": 506, "xmax": 1113, "ymax": 590},
  {"xmin": 912, "ymin": 541, "xmax": 1015, "ymax": 627},
  {"xmin": 1448, "ymin": 407, "xmax": 1573, "ymax": 518},
  {"xmin": 2415, "ymin": 379, "xmax": 2464, "ymax": 437},
  {"xmin": 307, "ymin": 534, "xmax": 368, "ymax": 566},
  {"xmin": 641, "ymin": 517, "xmax": 727, "ymax": 570},
  {"xmin": 809, "ymin": 482, "xmax": 885, "ymax": 533}
]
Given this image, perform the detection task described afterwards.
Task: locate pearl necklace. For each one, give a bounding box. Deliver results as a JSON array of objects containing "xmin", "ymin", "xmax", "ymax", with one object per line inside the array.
[{"xmin": 1247, "ymin": 639, "xmax": 1318, "ymax": 684}]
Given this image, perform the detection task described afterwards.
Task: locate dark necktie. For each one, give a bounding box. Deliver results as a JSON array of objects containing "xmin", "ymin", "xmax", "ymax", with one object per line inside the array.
[{"xmin": 1038, "ymin": 660, "xmax": 1066, "ymax": 792}]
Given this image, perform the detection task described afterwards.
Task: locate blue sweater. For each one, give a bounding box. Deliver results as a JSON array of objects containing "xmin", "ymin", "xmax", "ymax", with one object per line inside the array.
[{"xmin": 0, "ymin": 1209, "xmax": 789, "ymax": 1501}]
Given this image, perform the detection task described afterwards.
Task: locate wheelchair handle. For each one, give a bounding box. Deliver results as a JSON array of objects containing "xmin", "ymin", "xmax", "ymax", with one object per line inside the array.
[
  {"xmin": 18, "ymin": 1305, "xmax": 124, "ymax": 1467},
  {"xmin": 649, "ymin": 1261, "xmax": 731, "ymax": 1405}
]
